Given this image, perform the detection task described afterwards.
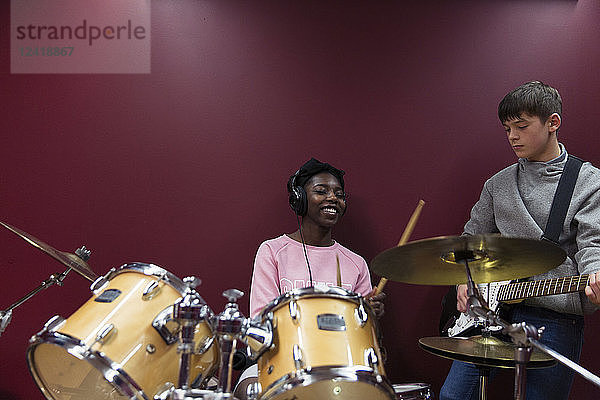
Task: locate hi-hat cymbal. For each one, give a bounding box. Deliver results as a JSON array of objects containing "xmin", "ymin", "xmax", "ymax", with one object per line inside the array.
[
  {"xmin": 371, "ymin": 234, "xmax": 566, "ymax": 285},
  {"xmin": 419, "ymin": 336, "xmax": 556, "ymax": 369},
  {"xmin": 0, "ymin": 221, "xmax": 98, "ymax": 282}
]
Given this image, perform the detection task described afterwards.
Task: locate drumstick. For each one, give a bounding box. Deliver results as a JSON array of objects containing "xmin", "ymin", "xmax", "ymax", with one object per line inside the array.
[
  {"xmin": 336, "ymin": 254, "xmax": 342, "ymax": 287},
  {"xmin": 373, "ymin": 199, "xmax": 425, "ymax": 296}
]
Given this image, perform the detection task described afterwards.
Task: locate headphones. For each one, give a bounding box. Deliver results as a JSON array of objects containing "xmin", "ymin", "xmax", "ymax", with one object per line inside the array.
[
  {"xmin": 288, "ymin": 169, "xmax": 308, "ymax": 216},
  {"xmin": 288, "ymin": 169, "xmax": 347, "ymax": 217}
]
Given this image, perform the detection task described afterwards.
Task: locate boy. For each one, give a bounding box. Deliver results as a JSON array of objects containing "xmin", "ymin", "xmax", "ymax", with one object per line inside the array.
[{"xmin": 440, "ymin": 81, "xmax": 600, "ymax": 400}]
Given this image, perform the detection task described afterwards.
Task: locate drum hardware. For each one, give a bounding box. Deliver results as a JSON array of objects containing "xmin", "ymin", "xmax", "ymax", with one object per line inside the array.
[
  {"xmin": 245, "ymin": 381, "xmax": 260, "ymax": 400},
  {"xmin": 364, "ymin": 347, "xmax": 381, "ymax": 379},
  {"xmin": 196, "ymin": 334, "xmax": 216, "ymax": 355},
  {"xmin": 392, "ymin": 383, "xmax": 432, "ymax": 400},
  {"xmin": 241, "ymin": 317, "xmax": 273, "ymax": 361},
  {"xmin": 288, "ymin": 298, "xmax": 299, "ymax": 321},
  {"xmin": 292, "ymin": 344, "xmax": 304, "ymax": 369},
  {"xmin": 173, "ymin": 277, "xmax": 211, "ymax": 391},
  {"xmin": 152, "ymin": 305, "xmax": 183, "ymax": 345},
  {"xmin": 163, "ymin": 288, "xmax": 254, "ymax": 400},
  {"xmin": 252, "ymin": 286, "xmax": 396, "ymax": 400},
  {"xmin": 0, "ymin": 221, "xmax": 94, "ymax": 338},
  {"xmin": 213, "ymin": 289, "xmax": 245, "ymax": 395},
  {"xmin": 0, "ymin": 268, "xmax": 73, "ymax": 337},
  {"xmin": 32, "ymin": 315, "xmax": 67, "ymax": 338},
  {"xmin": 91, "ymin": 323, "xmax": 117, "ymax": 347},
  {"xmin": 355, "ymin": 298, "xmax": 369, "ymax": 326},
  {"xmin": 28, "ymin": 263, "xmax": 220, "ymax": 400},
  {"xmin": 460, "ymin": 250, "xmax": 600, "ymax": 400},
  {"xmin": 415, "ymin": 244, "xmax": 600, "ymax": 400},
  {"xmin": 91, "ymin": 268, "xmax": 115, "ymax": 293}
]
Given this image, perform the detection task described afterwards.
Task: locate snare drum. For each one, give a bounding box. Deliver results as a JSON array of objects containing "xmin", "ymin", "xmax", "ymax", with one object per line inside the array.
[
  {"xmin": 255, "ymin": 286, "xmax": 395, "ymax": 400},
  {"xmin": 393, "ymin": 383, "xmax": 432, "ymax": 400},
  {"xmin": 27, "ymin": 263, "xmax": 220, "ymax": 400}
]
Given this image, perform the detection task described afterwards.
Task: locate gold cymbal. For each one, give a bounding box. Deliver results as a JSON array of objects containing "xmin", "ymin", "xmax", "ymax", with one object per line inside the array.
[
  {"xmin": 370, "ymin": 234, "xmax": 566, "ymax": 285},
  {"xmin": 419, "ymin": 336, "xmax": 556, "ymax": 369},
  {"xmin": 0, "ymin": 221, "xmax": 98, "ymax": 282}
]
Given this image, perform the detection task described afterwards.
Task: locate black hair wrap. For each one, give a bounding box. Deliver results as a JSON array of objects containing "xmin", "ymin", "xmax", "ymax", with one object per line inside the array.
[{"xmin": 289, "ymin": 157, "xmax": 345, "ymax": 191}]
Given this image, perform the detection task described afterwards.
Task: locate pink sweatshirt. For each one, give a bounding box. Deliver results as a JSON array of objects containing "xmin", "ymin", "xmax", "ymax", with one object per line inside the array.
[{"xmin": 249, "ymin": 234, "xmax": 373, "ymax": 317}]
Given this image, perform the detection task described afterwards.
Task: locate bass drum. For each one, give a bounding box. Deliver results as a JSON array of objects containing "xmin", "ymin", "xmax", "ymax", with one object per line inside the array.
[{"xmin": 27, "ymin": 263, "xmax": 220, "ymax": 400}]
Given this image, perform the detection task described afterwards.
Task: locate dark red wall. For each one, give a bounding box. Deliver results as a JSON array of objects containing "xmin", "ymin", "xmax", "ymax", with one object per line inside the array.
[{"xmin": 2, "ymin": 1, "xmax": 600, "ymax": 399}]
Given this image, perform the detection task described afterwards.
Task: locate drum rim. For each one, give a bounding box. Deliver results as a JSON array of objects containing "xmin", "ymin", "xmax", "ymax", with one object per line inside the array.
[
  {"xmin": 260, "ymin": 365, "xmax": 396, "ymax": 400},
  {"xmin": 27, "ymin": 330, "xmax": 148, "ymax": 400},
  {"xmin": 259, "ymin": 286, "xmax": 361, "ymax": 317},
  {"xmin": 108, "ymin": 262, "xmax": 214, "ymax": 314},
  {"xmin": 392, "ymin": 382, "xmax": 432, "ymax": 393}
]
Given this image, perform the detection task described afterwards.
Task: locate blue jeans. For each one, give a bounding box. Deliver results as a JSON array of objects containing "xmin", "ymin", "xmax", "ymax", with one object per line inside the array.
[{"xmin": 439, "ymin": 305, "xmax": 584, "ymax": 400}]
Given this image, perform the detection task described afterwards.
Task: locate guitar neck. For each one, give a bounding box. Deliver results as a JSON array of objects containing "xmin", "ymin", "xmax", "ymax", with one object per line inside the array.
[{"xmin": 497, "ymin": 274, "xmax": 590, "ymax": 302}]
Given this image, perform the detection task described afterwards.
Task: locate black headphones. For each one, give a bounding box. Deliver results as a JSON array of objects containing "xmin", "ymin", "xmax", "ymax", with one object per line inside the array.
[
  {"xmin": 288, "ymin": 169, "xmax": 347, "ymax": 217},
  {"xmin": 288, "ymin": 169, "xmax": 308, "ymax": 216}
]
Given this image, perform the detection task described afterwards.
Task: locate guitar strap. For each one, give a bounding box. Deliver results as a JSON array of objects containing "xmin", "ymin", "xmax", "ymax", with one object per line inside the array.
[
  {"xmin": 511, "ymin": 154, "xmax": 584, "ymax": 287},
  {"xmin": 541, "ymin": 154, "xmax": 584, "ymax": 245}
]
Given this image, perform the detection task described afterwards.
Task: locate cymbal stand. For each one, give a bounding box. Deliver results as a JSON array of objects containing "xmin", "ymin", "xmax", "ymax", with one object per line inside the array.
[
  {"xmin": 0, "ymin": 246, "xmax": 90, "ymax": 337},
  {"xmin": 463, "ymin": 261, "xmax": 600, "ymax": 399},
  {"xmin": 455, "ymin": 250, "xmax": 493, "ymax": 400},
  {"xmin": 458, "ymin": 249, "xmax": 533, "ymax": 399}
]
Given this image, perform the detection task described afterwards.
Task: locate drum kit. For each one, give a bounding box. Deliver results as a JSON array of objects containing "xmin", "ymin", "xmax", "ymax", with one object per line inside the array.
[{"xmin": 1, "ymin": 221, "xmax": 600, "ymax": 400}]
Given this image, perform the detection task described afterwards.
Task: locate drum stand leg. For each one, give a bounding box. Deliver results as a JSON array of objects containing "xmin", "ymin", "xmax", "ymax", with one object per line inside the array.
[
  {"xmin": 513, "ymin": 345, "xmax": 532, "ymax": 400},
  {"xmin": 214, "ymin": 289, "xmax": 246, "ymax": 396},
  {"xmin": 174, "ymin": 278, "xmax": 209, "ymax": 390},
  {"xmin": 477, "ymin": 366, "xmax": 490, "ymax": 400}
]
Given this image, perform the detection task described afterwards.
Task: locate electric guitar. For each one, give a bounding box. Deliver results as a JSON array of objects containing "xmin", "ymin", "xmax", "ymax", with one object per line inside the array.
[{"xmin": 446, "ymin": 274, "xmax": 590, "ymax": 337}]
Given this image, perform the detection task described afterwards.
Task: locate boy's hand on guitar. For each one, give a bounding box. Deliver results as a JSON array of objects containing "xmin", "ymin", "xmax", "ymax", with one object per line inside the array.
[
  {"xmin": 456, "ymin": 284, "xmax": 468, "ymax": 313},
  {"xmin": 585, "ymin": 271, "xmax": 600, "ymax": 306}
]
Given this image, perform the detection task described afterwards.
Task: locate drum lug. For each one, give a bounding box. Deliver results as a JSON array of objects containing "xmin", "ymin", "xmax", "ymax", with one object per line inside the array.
[
  {"xmin": 90, "ymin": 268, "xmax": 114, "ymax": 294},
  {"xmin": 44, "ymin": 315, "xmax": 66, "ymax": 332},
  {"xmin": 195, "ymin": 334, "xmax": 216, "ymax": 355},
  {"xmin": 153, "ymin": 382, "xmax": 175, "ymax": 400},
  {"xmin": 142, "ymin": 271, "xmax": 169, "ymax": 301},
  {"xmin": 246, "ymin": 381, "xmax": 261, "ymax": 400},
  {"xmin": 93, "ymin": 323, "xmax": 117, "ymax": 346},
  {"xmin": 31, "ymin": 315, "xmax": 66, "ymax": 341},
  {"xmin": 364, "ymin": 347, "xmax": 379, "ymax": 373},
  {"xmin": 142, "ymin": 280, "xmax": 161, "ymax": 300},
  {"xmin": 289, "ymin": 299, "xmax": 299, "ymax": 322},
  {"xmin": 152, "ymin": 305, "xmax": 181, "ymax": 345},
  {"xmin": 243, "ymin": 317, "xmax": 273, "ymax": 360},
  {"xmin": 293, "ymin": 344, "xmax": 304, "ymax": 370},
  {"xmin": 355, "ymin": 298, "xmax": 369, "ymax": 326}
]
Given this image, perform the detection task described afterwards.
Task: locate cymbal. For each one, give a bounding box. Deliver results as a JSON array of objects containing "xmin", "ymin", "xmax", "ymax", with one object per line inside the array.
[
  {"xmin": 419, "ymin": 336, "xmax": 556, "ymax": 369},
  {"xmin": 370, "ymin": 234, "xmax": 566, "ymax": 285},
  {"xmin": 0, "ymin": 221, "xmax": 98, "ymax": 282}
]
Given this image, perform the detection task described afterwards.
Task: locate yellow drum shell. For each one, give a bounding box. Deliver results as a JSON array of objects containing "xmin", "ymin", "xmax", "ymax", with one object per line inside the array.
[
  {"xmin": 257, "ymin": 287, "xmax": 393, "ymax": 400},
  {"xmin": 27, "ymin": 264, "xmax": 219, "ymax": 400}
]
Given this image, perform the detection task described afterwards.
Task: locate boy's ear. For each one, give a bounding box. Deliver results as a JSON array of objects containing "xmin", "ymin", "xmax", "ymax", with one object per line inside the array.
[{"xmin": 547, "ymin": 113, "xmax": 561, "ymax": 134}]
